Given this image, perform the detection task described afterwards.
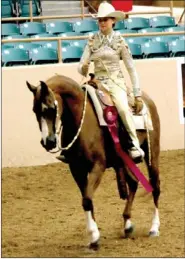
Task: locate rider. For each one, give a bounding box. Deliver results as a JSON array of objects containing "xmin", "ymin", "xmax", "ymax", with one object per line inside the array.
[{"xmin": 57, "ymin": 1, "xmax": 145, "ymax": 163}]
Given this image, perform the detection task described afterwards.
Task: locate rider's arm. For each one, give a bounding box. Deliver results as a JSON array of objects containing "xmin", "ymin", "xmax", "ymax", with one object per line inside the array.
[
  {"xmin": 120, "ymin": 39, "xmax": 142, "ymax": 97},
  {"xmin": 78, "ymin": 41, "xmax": 92, "ymax": 76}
]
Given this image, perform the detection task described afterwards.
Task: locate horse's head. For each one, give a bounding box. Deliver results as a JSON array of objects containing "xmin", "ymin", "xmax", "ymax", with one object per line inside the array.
[{"xmin": 26, "ymin": 80, "xmax": 62, "ymax": 151}]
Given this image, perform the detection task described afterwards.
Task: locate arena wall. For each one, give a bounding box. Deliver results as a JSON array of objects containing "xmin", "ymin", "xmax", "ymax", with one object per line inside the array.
[{"xmin": 2, "ymin": 58, "xmax": 184, "ymax": 167}]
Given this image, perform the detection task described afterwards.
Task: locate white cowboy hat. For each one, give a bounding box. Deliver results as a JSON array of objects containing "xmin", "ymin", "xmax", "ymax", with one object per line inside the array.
[{"xmin": 94, "ymin": 1, "xmax": 125, "ymax": 21}]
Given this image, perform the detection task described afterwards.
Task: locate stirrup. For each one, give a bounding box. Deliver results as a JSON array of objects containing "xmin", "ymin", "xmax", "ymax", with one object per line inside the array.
[{"xmin": 56, "ymin": 155, "xmax": 69, "ymax": 164}]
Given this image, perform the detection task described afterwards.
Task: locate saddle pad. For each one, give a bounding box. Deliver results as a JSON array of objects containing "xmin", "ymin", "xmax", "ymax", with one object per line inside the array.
[{"xmin": 82, "ymin": 84, "xmax": 153, "ymax": 130}]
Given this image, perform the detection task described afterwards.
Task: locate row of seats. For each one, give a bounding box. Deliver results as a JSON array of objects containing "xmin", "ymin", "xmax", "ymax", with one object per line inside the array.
[
  {"xmin": 2, "ymin": 39, "xmax": 87, "ymax": 50},
  {"xmin": 2, "ymin": 16, "xmax": 184, "ymax": 36},
  {"xmin": 2, "ymin": 46, "xmax": 83, "ymax": 66},
  {"xmin": 127, "ymin": 39, "xmax": 185, "ymax": 58},
  {"xmin": 2, "ymin": 37, "xmax": 185, "ymax": 67},
  {"xmin": 2, "ymin": 34, "xmax": 184, "ymax": 51},
  {"xmin": 2, "ymin": 0, "xmax": 41, "ymax": 18}
]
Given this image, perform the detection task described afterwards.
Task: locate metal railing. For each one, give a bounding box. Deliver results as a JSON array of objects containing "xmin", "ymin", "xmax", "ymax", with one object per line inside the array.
[{"xmin": 2, "ymin": 31, "xmax": 184, "ymax": 63}]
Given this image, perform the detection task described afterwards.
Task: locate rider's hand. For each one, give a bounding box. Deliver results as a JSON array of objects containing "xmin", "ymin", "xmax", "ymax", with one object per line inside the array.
[
  {"xmin": 81, "ymin": 63, "xmax": 89, "ymax": 77},
  {"xmin": 134, "ymin": 96, "xmax": 143, "ymax": 114}
]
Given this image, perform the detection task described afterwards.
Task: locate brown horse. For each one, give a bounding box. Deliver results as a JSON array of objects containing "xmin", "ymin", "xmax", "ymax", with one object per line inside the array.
[{"xmin": 26, "ymin": 74, "xmax": 160, "ymax": 249}]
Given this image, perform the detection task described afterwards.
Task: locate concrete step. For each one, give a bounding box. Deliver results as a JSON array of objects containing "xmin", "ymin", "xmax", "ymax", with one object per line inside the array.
[
  {"xmin": 41, "ymin": 1, "xmax": 82, "ymax": 9},
  {"xmin": 42, "ymin": 7, "xmax": 89, "ymax": 16}
]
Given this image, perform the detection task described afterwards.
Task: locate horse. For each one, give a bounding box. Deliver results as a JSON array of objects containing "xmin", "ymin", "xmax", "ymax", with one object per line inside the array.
[{"xmin": 26, "ymin": 74, "xmax": 161, "ymax": 249}]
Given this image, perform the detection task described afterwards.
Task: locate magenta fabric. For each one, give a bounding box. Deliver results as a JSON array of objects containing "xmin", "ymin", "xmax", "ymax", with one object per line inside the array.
[{"xmin": 108, "ymin": 123, "xmax": 153, "ymax": 193}]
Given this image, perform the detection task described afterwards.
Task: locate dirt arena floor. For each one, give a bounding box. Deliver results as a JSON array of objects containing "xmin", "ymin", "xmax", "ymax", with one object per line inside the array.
[{"xmin": 2, "ymin": 149, "xmax": 184, "ymax": 258}]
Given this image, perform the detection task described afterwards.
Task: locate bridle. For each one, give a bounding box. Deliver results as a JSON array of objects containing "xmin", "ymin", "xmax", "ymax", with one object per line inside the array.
[{"xmin": 49, "ymin": 87, "xmax": 88, "ymax": 154}]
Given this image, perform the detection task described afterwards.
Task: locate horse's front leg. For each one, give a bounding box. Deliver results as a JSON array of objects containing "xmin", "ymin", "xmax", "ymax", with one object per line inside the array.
[
  {"xmin": 83, "ymin": 161, "xmax": 105, "ymax": 249},
  {"xmin": 123, "ymin": 173, "xmax": 138, "ymax": 238}
]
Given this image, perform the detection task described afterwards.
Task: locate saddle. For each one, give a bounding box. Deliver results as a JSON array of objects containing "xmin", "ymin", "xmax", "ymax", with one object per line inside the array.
[
  {"xmin": 85, "ymin": 73, "xmax": 153, "ymax": 130},
  {"xmin": 88, "ymin": 73, "xmax": 114, "ymax": 107},
  {"xmin": 86, "ymin": 74, "xmax": 153, "ymax": 199}
]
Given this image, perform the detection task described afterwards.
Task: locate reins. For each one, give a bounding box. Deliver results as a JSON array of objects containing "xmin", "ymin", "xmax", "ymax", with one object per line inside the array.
[{"xmin": 49, "ymin": 79, "xmax": 88, "ymax": 154}]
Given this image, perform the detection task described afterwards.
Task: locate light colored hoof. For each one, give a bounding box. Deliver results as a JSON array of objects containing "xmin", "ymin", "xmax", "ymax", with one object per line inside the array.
[
  {"xmin": 149, "ymin": 230, "xmax": 160, "ymax": 237},
  {"xmin": 125, "ymin": 225, "xmax": 135, "ymax": 238}
]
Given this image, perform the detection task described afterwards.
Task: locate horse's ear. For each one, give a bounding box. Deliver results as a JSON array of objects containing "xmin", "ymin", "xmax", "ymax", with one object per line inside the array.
[
  {"xmin": 40, "ymin": 81, "xmax": 49, "ymax": 97},
  {"xmin": 26, "ymin": 81, "xmax": 37, "ymax": 94}
]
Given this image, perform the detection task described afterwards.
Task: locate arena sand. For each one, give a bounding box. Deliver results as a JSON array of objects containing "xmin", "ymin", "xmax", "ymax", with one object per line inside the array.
[{"xmin": 2, "ymin": 149, "xmax": 184, "ymax": 257}]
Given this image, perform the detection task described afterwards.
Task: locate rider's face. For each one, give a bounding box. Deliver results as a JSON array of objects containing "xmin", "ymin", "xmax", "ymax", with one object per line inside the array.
[{"xmin": 98, "ymin": 17, "xmax": 115, "ymax": 35}]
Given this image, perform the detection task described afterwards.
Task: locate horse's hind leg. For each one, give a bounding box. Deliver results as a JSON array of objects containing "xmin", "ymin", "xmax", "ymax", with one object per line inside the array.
[
  {"xmin": 143, "ymin": 138, "xmax": 161, "ymax": 237},
  {"xmin": 83, "ymin": 161, "xmax": 105, "ymax": 249}
]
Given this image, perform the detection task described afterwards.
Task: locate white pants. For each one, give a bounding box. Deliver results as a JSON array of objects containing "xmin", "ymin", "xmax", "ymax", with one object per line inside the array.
[{"xmin": 102, "ymin": 77, "xmax": 141, "ymax": 149}]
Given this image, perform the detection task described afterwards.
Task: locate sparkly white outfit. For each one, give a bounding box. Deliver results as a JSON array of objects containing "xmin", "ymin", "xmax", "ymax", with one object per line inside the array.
[{"xmin": 78, "ymin": 31, "xmax": 142, "ymax": 150}]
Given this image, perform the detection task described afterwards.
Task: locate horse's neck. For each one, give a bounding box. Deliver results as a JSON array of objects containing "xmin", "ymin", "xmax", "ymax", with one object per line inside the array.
[
  {"xmin": 55, "ymin": 81, "xmax": 85, "ymax": 126},
  {"xmin": 57, "ymin": 84, "xmax": 85, "ymax": 148}
]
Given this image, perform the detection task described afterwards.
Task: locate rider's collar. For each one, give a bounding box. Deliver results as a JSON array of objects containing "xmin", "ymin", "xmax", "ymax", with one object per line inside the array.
[{"xmin": 98, "ymin": 30, "xmax": 115, "ymax": 44}]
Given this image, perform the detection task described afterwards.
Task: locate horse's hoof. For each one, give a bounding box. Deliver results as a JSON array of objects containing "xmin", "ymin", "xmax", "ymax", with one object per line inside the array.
[
  {"xmin": 89, "ymin": 241, "xmax": 99, "ymax": 251},
  {"xmin": 149, "ymin": 230, "xmax": 160, "ymax": 237},
  {"xmin": 124, "ymin": 225, "xmax": 134, "ymax": 238}
]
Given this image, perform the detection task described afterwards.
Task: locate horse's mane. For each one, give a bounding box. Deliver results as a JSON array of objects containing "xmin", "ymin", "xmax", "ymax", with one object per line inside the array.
[{"xmin": 45, "ymin": 74, "xmax": 84, "ymax": 98}]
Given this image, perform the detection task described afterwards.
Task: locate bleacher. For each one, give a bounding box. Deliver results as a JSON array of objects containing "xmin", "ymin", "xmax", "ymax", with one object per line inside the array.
[
  {"xmin": 1, "ymin": 0, "xmax": 41, "ymax": 18},
  {"xmin": 1, "ymin": 1, "xmax": 185, "ymax": 66}
]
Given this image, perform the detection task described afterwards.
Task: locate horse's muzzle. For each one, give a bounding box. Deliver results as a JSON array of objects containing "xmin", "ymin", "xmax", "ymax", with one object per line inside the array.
[{"xmin": 40, "ymin": 135, "xmax": 57, "ymax": 151}]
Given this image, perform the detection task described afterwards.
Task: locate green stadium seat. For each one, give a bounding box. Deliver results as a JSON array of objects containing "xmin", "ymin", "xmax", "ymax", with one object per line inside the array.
[
  {"xmin": 1, "ymin": 0, "xmax": 16, "ymax": 18},
  {"xmin": 42, "ymin": 41, "xmax": 71, "ymax": 50},
  {"xmin": 30, "ymin": 48, "xmax": 58, "ymax": 65},
  {"xmin": 142, "ymin": 41, "xmax": 170, "ymax": 58},
  {"xmin": 2, "ymin": 48, "xmax": 30, "ymax": 66},
  {"xmin": 150, "ymin": 16, "xmax": 176, "ymax": 28},
  {"xmin": 138, "ymin": 27, "xmax": 164, "ymax": 33},
  {"xmin": 84, "ymin": 31, "xmax": 98, "ymax": 37},
  {"xmin": 31, "ymin": 33, "xmax": 56, "ymax": 45},
  {"xmin": 164, "ymin": 26, "xmax": 185, "ymax": 32},
  {"xmin": 18, "ymin": 0, "xmax": 41, "ymax": 17},
  {"xmin": 46, "ymin": 21, "xmax": 73, "ymax": 34},
  {"xmin": 126, "ymin": 37, "xmax": 151, "ymax": 45},
  {"xmin": 69, "ymin": 40, "xmax": 87, "ymax": 48},
  {"xmin": 125, "ymin": 17, "xmax": 150, "ymax": 30},
  {"xmin": 152, "ymin": 35, "xmax": 179, "ymax": 43},
  {"xmin": 116, "ymin": 29, "xmax": 138, "ymax": 35},
  {"xmin": 179, "ymin": 35, "xmax": 185, "ymax": 40},
  {"xmin": 4, "ymin": 34, "xmax": 29, "ymax": 39},
  {"xmin": 127, "ymin": 43, "xmax": 143, "ymax": 59},
  {"xmin": 20, "ymin": 22, "xmax": 46, "ymax": 35},
  {"xmin": 2, "ymin": 44, "xmax": 14, "ymax": 51},
  {"xmin": 169, "ymin": 40, "xmax": 185, "ymax": 57},
  {"xmin": 114, "ymin": 20, "xmax": 126, "ymax": 30},
  {"xmin": 2, "ymin": 0, "xmax": 12, "ymax": 6},
  {"xmin": 31, "ymin": 33, "xmax": 55, "ymax": 38},
  {"xmin": 2, "ymin": 24, "xmax": 20, "ymax": 37},
  {"xmin": 58, "ymin": 32, "xmax": 83, "ymax": 37},
  {"xmin": 73, "ymin": 20, "xmax": 98, "ymax": 33},
  {"xmin": 3, "ymin": 35, "xmax": 29, "ymax": 47},
  {"xmin": 14, "ymin": 42, "xmax": 42, "ymax": 50},
  {"xmin": 62, "ymin": 46, "xmax": 83, "ymax": 63}
]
